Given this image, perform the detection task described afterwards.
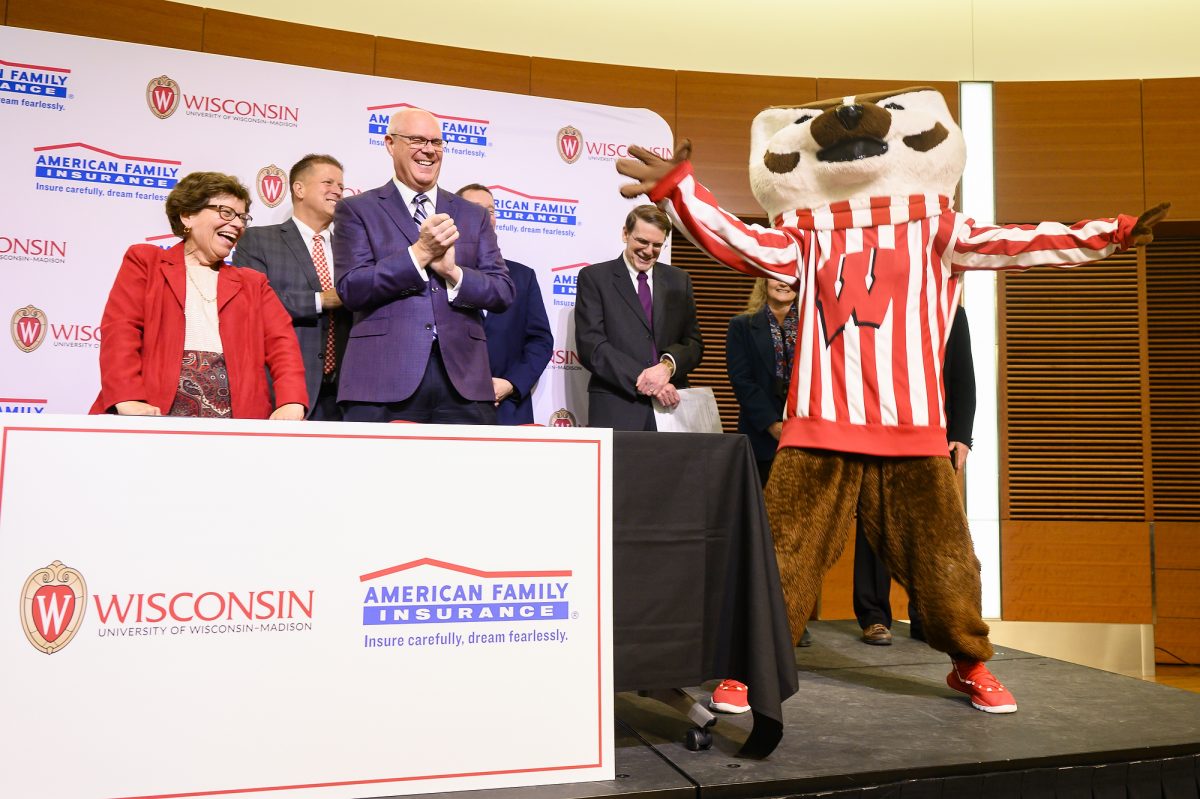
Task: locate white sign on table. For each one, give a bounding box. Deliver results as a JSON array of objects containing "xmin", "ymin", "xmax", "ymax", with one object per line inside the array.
[{"xmin": 0, "ymin": 415, "xmax": 613, "ymax": 799}]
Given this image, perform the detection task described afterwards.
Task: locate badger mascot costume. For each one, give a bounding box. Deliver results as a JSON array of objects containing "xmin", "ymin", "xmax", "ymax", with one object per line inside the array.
[{"xmin": 617, "ymin": 87, "xmax": 1167, "ymax": 714}]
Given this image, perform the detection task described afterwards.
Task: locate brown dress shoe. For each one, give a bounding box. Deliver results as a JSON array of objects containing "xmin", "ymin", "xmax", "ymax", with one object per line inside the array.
[{"xmin": 862, "ymin": 623, "xmax": 893, "ymax": 646}]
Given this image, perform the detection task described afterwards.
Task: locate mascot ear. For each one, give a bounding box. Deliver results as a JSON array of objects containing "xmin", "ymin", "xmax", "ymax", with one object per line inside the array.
[{"xmin": 750, "ymin": 107, "xmax": 803, "ymax": 161}]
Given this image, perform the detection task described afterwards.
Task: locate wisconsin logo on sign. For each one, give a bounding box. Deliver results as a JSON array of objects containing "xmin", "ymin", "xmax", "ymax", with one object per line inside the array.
[
  {"xmin": 146, "ymin": 75, "xmax": 181, "ymax": 119},
  {"xmin": 548, "ymin": 408, "xmax": 577, "ymax": 427},
  {"xmin": 20, "ymin": 561, "xmax": 87, "ymax": 655},
  {"xmin": 557, "ymin": 125, "xmax": 583, "ymax": 165},
  {"xmin": 256, "ymin": 164, "xmax": 287, "ymax": 208},
  {"xmin": 11, "ymin": 305, "xmax": 48, "ymax": 353}
]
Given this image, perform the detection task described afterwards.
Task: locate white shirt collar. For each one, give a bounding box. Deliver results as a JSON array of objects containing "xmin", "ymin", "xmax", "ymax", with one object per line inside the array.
[
  {"xmin": 622, "ymin": 253, "xmax": 654, "ymax": 286},
  {"xmin": 392, "ymin": 178, "xmax": 438, "ymax": 216},
  {"xmin": 291, "ymin": 216, "xmax": 332, "ymax": 243}
]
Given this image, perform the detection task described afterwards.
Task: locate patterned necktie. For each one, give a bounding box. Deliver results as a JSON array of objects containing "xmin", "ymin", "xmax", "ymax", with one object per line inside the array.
[
  {"xmin": 412, "ymin": 193, "xmax": 429, "ymax": 224},
  {"xmin": 637, "ymin": 271, "xmax": 657, "ymax": 361},
  {"xmin": 311, "ymin": 234, "xmax": 336, "ymax": 375}
]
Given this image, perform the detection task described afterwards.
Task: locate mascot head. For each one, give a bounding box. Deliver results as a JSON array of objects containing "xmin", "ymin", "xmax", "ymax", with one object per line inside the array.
[{"xmin": 748, "ymin": 87, "xmax": 966, "ymax": 218}]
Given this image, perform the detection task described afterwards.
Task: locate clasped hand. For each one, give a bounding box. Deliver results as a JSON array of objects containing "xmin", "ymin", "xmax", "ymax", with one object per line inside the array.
[
  {"xmin": 413, "ymin": 214, "xmax": 463, "ymax": 285},
  {"xmin": 636, "ymin": 362, "xmax": 680, "ymax": 408}
]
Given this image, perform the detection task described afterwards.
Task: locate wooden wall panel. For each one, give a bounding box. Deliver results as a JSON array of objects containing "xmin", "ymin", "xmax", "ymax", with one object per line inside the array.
[
  {"xmin": 994, "ymin": 80, "xmax": 1144, "ymax": 223},
  {"xmin": 816, "ymin": 78, "xmax": 960, "ymax": 122},
  {"xmin": 1155, "ymin": 618, "xmax": 1200, "ymax": 666},
  {"xmin": 676, "ymin": 72, "xmax": 817, "ymax": 218},
  {"xmin": 375, "ymin": 38, "xmax": 530, "ymax": 95},
  {"xmin": 1145, "ymin": 238, "xmax": 1200, "ymax": 521},
  {"xmin": 817, "ymin": 523, "xmax": 912, "ymax": 624},
  {"xmin": 668, "ymin": 224, "xmax": 757, "ymax": 435},
  {"xmin": 1154, "ymin": 521, "xmax": 1199, "ymax": 665},
  {"xmin": 1001, "ymin": 520, "xmax": 1152, "ymax": 623},
  {"xmin": 998, "ymin": 251, "xmax": 1148, "ymax": 520},
  {"xmin": 1143, "ymin": 78, "xmax": 1200, "ymax": 222},
  {"xmin": 201, "ymin": 10, "xmax": 374, "ymax": 75},
  {"xmin": 530, "ymin": 57, "xmax": 676, "ymax": 135},
  {"xmin": 6, "ymin": 0, "xmax": 202, "ymax": 50},
  {"xmin": 818, "ymin": 525, "xmax": 856, "ymax": 620},
  {"xmin": 1156, "ymin": 522, "xmax": 1200, "ymax": 570}
]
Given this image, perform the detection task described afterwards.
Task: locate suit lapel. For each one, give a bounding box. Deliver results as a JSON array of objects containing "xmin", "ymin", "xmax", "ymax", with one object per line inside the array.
[
  {"xmin": 217, "ymin": 262, "xmax": 244, "ymax": 311},
  {"xmin": 612, "ymin": 261, "xmax": 650, "ymax": 332},
  {"xmin": 651, "ymin": 267, "xmax": 669, "ymax": 345},
  {"xmin": 376, "ymin": 180, "xmax": 420, "ymax": 244},
  {"xmin": 161, "ymin": 243, "xmax": 187, "ymax": 309},
  {"xmin": 750, "ymin": 311, "xmax": 776, "ymax": 375},
  {"xmin": 280, "ymin": 219, "xmax": 321, "ymax": 291}
]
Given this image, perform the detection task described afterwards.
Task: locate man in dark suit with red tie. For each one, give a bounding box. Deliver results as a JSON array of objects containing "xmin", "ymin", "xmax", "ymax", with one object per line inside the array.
[
  {"xmin": 575, "ymin": 205, "xmax": 703, "ymax": 431},
  {"xmin": 457, "ymin": 183, "xmax": 553, "ymax": 425},
  {"xmin": 332, "ymin": 107, "xmax": 515, "ymax": 424},
  {"xmin": 234, "ymin": 153, "xmax": 350, "ymax": 421}
]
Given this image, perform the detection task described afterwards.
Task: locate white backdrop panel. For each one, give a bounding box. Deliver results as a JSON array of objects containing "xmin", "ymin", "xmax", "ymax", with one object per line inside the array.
[
  {"xmin": 0, "ymin": 27, "xmax": 673, "ymax": 425},
  {"xmin": 0, "ymin": 416, "xmax": 613, "ymax": 798}
]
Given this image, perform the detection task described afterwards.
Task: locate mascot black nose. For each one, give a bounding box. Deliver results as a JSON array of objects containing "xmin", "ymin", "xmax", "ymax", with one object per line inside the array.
[{"xmin": 836, "ymin": 104, "xmax": 864, "ymax": 130}]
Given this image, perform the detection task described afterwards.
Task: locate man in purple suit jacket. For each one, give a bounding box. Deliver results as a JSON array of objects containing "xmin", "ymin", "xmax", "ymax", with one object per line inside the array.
[{"xmin": 333, "ymin": 107, "xmax": 515, "ymax": 424}]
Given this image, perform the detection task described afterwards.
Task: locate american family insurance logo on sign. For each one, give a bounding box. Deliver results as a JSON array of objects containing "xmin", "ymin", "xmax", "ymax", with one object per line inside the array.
[
  {"xmin": 0, "ymin": 57, "xmax": 70, "ymax": 111},
  {"xmin": 360, "ymin": 558, "xmax": 573, "ymax": 651},
  {"xmin": 33, "ymin": 142, "xmax": 181, "ymax": 201},
  {"xmin": 366, "ymin": 102, "xmax": 490, "ymax": 158},
  {"xmin": 490, "ymin": 186, "xmax": 580, "ymax": 238}
]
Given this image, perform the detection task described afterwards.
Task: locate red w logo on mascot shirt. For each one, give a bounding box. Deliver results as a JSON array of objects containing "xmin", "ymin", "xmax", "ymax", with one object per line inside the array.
[{"xmin": 815, "ymin": 248, "xmax": 905, "ymax": 346}]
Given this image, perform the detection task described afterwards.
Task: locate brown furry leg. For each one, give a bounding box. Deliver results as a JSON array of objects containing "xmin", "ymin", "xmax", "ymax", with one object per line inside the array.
[
  {"xmin": 859, "ymin": 457, "xmax": 993, "ymax": 662},
  {"xmin": 764, "ymin": 448, "xmax": 861, "ymax": 645}
]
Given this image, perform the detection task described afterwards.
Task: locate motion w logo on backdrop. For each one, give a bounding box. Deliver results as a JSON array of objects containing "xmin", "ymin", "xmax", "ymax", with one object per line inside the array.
[
  {"xmin": 145, "ymin": 75, "xmax": 180, "ymax": 119},
  {"xmin": 19, "ymin": 561, "xmax": 88, "ymax": 654}
]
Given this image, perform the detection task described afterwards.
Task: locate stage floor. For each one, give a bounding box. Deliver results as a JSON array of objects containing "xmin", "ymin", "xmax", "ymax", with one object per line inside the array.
[{"xmin": 401, "ymin": 620, "xmax": 1200, "ymax": 798}]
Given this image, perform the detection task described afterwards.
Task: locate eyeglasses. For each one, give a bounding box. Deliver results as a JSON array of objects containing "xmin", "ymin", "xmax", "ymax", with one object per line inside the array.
[
  {"xmin": 388, "ymin": 133, "xmax": 446, "ymax": 150},
  {"xmin": 205, "ymin": 204, "xmax": 253, "ymax": 224}
]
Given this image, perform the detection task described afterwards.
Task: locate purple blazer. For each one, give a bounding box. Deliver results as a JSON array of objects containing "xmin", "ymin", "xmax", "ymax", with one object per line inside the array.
[{"xmin": 332, "ymin": 180, "xmax": 514, "ymax": 403}]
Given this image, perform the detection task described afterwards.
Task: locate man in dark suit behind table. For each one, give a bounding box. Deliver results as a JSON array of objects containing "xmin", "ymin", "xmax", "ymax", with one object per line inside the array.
[
  {"xmin": 332, "ymin": 107, "xmax": 514, "ymax": 424},
  {"xmin": 574, "ymin": 204, "xmax": 703, "ymax": 431},
  {"xmin": 234, "ymin": 153, "xmax": 351, "ymax": 421},
  {"xmin": 457, "ymin": 183, "xmax": 553, "ymax": 425}
]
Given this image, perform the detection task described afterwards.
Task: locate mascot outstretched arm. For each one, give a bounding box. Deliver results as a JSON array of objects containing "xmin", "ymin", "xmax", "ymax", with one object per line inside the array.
[{"xmin": 618, "ymin": 87, "xmax": 1168, "ymax": 715}]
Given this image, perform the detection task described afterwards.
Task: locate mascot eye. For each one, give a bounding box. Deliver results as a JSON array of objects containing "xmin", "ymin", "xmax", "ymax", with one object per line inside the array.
[
  {"xmin": 884, "ymin": 102, "xmax": 905, "ymax": 111},
  {"xmin": 794, "ymin": 114, "xmax": 815, "ymax": 124}
]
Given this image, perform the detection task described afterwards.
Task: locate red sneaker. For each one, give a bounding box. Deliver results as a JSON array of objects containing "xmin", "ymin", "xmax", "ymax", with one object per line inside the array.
[
  {"xmin": 709, "ymin": 678, "xmax": 751, "ymax": 714},
  {"xmin": 947, "ymin": 659, "xmax": 1018, "ymax": 714}
]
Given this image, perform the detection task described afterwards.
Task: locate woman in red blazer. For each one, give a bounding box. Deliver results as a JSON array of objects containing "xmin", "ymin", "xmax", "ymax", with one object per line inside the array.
[{"xmin": 91, "ymin": 172, "xmax": 307, "ymax": 419}]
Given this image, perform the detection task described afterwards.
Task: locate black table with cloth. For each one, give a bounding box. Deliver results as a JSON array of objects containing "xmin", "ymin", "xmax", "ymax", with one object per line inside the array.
[{"xmin": 612, "ymin": 431, "xmax": 799, "ymax": 758}]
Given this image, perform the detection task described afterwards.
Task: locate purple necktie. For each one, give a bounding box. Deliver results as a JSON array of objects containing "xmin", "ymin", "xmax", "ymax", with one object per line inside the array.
[{"xmin": 637, "ymin": 271, "xmax": 657, "ymax": 360}]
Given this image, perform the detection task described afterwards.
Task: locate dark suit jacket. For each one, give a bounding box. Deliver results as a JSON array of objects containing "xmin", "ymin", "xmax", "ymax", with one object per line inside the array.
[
  {"xmin": 726, "ymin": 309, "xmax": 786, "ymax": 462},
  {"xmin": 332, "ymin": 181, "xmax": 514, "ymax": 403},
  {"xmin": 943, "ymin": 305, "xmax": 976, "ymax": 447},
  {"xmin": 575, "ymin": 257, "xmax": 703, "ymax": 431},
  {"xmin": 233, "ymin": 219, "xmax": 351, "ymax": 417},
  {"xmin": 485, "ymin": 260, "xmax": 553, "ymax": 425}
]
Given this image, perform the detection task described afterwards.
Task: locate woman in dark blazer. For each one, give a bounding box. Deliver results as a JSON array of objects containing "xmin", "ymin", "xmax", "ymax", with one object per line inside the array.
[{"xmin": 725, "ymin": 277, "xmax": 798, "ymax": 485}]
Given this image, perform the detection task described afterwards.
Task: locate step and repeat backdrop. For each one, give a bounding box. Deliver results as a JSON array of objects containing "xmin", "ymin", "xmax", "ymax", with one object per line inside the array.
[{"xmin": 0, "ymin": 26, "xmax": 673, "ymax": 424}]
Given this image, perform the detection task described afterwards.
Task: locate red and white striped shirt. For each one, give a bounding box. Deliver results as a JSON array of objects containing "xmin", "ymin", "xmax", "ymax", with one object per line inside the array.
[{"xmin": 650, "ymin": 161, "xmax": 1137, "ymax": 457}]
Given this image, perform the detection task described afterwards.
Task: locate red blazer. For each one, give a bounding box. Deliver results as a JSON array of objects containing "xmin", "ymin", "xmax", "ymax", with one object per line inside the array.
[{"xmin": 90, "ymin": 242, "xmax": 308, "ymax": 418}]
